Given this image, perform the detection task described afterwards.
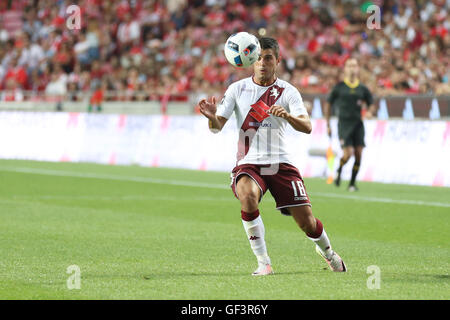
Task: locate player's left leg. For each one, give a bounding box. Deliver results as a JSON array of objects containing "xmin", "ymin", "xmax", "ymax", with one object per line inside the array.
[
  {"xmin": 267, "ymin": 163, "xmax": 346, "ymax": 272},
  {"xmin": 335, "ymin": 146, "xmax": 353, "ymax": 187},
  {"xmin": 348, "ymin": 145, "xmax": 363, "ymax": 191},
  {"xmin": 336, "ymin": 121, "xmax": 355, "ymax": 187},
  {"xmin": 289, "ymin": 206, "xmax": 347, "ymax": 272}
]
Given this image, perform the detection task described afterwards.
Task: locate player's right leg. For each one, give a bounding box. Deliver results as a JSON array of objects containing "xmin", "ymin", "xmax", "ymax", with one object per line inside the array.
[{"xmin": 235, "ymin": 175, "xmax": 273, "ymax": 276}]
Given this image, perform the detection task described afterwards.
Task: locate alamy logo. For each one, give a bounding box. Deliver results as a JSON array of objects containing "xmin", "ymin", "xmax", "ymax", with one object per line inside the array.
[
  {"xmin": 66, "ymin": 265, "xmax": 81, "ymax": 290},
  {"xmin": 366, "ymin": 5, "xmax": 381, "ymax": 30},
  {"xmin": 66, "ymin": 5, "xmax": 81, "ymax": 30},
  {"xmin": 366, "ymin": 265, "xmax": 381, "ymax": 289}
]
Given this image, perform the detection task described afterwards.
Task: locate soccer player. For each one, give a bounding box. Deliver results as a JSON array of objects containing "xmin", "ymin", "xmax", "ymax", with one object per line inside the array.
[
  {"xmin": 197, "ymin": 37, "xmax": 346, "ymax": 275},
  {"xmin": 324, "ymin": 58, "xmax": 376, "ymax": 191}
]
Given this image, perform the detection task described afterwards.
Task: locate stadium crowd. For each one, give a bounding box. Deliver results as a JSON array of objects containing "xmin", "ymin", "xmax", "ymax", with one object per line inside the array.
[{"xmin": 0, "ymin": 0, "xmax": 449, "ymax": 104}]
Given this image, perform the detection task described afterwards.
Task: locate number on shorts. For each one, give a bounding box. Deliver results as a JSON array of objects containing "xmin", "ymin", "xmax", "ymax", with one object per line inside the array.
[{"xmin": 291, "ymin": 180, "xmax": 306, "ymax": 197}]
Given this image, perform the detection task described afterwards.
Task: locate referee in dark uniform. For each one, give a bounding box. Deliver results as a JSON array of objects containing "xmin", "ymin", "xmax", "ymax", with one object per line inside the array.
[{"xmin": 324, "ymin": 58, "xmax": 376, "ymax": 191}]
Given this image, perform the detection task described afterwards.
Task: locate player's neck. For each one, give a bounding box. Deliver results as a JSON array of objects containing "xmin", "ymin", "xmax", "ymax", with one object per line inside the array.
[{"xmin": 253, "ymin": 75, "xmax": 277, "ymax": 87}]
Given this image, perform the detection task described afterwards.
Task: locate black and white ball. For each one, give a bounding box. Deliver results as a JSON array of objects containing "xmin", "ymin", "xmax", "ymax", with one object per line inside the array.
[{"xmin": 224, "ymin": 32, "xmax": 261, "ymax": 68}]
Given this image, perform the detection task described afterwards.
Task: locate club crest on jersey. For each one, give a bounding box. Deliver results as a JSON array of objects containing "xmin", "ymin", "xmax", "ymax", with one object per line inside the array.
[{"xmin": 270, "ymin": 87, "xmax": 279, "ymax": 99}]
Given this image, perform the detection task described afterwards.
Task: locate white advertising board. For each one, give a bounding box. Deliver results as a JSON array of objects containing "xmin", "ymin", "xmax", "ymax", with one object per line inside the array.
[{"xmin": 0, "ymin": 111, "xmax": 448, "ymax": 187}]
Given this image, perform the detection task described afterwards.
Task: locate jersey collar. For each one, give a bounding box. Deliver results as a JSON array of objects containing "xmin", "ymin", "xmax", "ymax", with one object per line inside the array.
[
  {"xmin": 252, "ymin": 75, "xmax": 278, "ymax": 87},
  {"xmin": 344, "ymin": 78, "xmax": 360, "ymax": 89}
]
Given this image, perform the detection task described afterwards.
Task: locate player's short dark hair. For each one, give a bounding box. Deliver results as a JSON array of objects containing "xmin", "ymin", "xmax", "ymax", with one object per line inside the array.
[{"xmin": 258, "ymin": 37, "xmax": 279, "ymax": 58}]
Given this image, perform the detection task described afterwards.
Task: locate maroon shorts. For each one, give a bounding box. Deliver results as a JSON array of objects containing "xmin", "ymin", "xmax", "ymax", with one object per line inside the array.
[{"xmin": 230, "ymin": 163, "xmax": 311, "ymax": 215}]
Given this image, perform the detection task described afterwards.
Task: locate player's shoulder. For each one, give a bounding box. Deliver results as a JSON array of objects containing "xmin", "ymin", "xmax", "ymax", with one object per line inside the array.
[
  {"xmin": 230, "ymin": 77, "xmax": 254, "ymax": 87},
  {"xmin": 276, "ymin": 78, "xmax": 296, "ymax": 90},
  {"xmin": 226, "ymin": 77, "xmax": 253, "ymax": 93},
  {"xmin": 275, "ymin": 78, "xmax": 301, "ymax": 95},
  {"xmin": 333, "ymin": 81, "xmax": 345, "ymax": 89},
  {"xmin": 359, "ymin": 83, "xmax": 371, "ymax": 91}
]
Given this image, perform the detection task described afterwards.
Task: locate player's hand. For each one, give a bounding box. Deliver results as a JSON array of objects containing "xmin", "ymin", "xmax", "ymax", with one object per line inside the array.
[
  {"xmin": 364, "ymin": 110, "xmax": 374, "ymax": 119},
  {"xmin": 198, "ymin": 96, "xmax": 217, "ymax": 120},
  {"xmin": 268, "ymin": 105, "xmax": 289, "ymax": 119}
]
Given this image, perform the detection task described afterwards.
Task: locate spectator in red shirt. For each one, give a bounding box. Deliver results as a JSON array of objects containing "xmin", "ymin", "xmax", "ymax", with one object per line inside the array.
[
  {"xmin": 53, "ymin": 41, "xmax": 74, "ymax": 73},
  {"xmin": 88, "ymin": 80, "xmax": 106, "ymax": 112},
  {"xmin": 2, "ymin": 55, "xmax": 28, "ymax": 89},
  {"xmin": 1, "ymin": 78, "xmax": 24, "ymax": 101}
]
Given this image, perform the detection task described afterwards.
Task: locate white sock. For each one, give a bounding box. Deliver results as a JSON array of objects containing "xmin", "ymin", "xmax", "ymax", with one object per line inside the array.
[
  {"xmin": 308, "ymin": 229, "xmax": 334, "ymax": 259},
  {"xmin": 242, "ymin": 215, "xmax": 271, "ymax": 265}
]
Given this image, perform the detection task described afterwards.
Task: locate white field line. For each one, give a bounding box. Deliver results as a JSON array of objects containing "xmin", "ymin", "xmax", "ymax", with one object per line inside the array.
[
  {"xmin": 5, "ymin": 194, "xmax": 236, "ymax": 202},
  {"xmin": 311, "ymin": 192, "xmax": 450, "ymax": 208},
  {"xmin": 0, "ymin": 166, "xmax": 228, "ymax": 189},
  {"xmin": 1, "ymin": 166, "xmax": 449, "ymax": 208}
]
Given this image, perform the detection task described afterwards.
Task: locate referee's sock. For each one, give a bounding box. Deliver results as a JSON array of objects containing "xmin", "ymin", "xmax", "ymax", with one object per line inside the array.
[
  {"xmin": 337, "ymin": 158, "xmax": 345, "ymax": 175},
  {"xmin": 350, "ymin": 161, "xmax": 360, "ymax": 186},
  {"xmin": 335, "ymin": 158, "xmax": 346, "ymax": 185}
]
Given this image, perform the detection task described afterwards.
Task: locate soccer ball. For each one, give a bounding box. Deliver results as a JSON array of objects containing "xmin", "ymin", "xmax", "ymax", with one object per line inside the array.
[{"xmin": 224, "ymin": 32, "xmax": 261, "ymax": 68}]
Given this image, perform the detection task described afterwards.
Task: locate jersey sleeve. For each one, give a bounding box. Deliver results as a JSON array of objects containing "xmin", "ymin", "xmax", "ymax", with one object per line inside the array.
[
  {"xmin": 363, "ymin": 85, "xmax": 374, "ymax": 106},
  {"xmin": 216, "ymin": 84, "xmax": 236, "ymax": 119},
  {"xmin": 286, "ymin": 86, "xmax": 308, "ymax": 117},
  {"xmin": 327, "ymin": 84, "xmax": 339, "ymax": 105}
]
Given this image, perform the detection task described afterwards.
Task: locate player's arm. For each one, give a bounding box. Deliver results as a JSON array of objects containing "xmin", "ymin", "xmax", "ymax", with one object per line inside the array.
[
  {"xmin": 325, "ymin": 85, "xmax": 338, "ymax": 137},
  {"xmin": 363, "ymin": 87, "xmax": 376, "ymax": 119},
  {"xmin": 208, "ymin": 115, "xmax": 228, "ymax": 133},
  {"xmin": 323, "ymin": 101, "xmax": 332, "ymax": 136},
  {"xmin": 197, "ymin": 96, "xmax": 228, "ymax": 133},
  {"xmin": 269, "ymin": 105, "xmax": 312, "ymax": 134},
  {"xmin": 364, "ymin": 103, "xmax": 377, "ymax": 119},
  {"xmin": 271, "ymin": 87, "xmax": 313, "ymax": 134}
]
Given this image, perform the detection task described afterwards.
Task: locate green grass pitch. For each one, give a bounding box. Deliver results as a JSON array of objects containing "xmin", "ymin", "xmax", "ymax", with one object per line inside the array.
[{"xmin": 0, "ymin": 159, "xmax": 448, "ymax": 300}]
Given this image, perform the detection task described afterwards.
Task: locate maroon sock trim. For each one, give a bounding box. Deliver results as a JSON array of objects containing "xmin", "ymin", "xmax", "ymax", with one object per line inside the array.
[
  {"xmin": 241, "ymin": 209, "xmax": 260, "ymax": 221},
  {"xmin": 307, "ymin": 218, "xmax": 324, "ymax": 239}
]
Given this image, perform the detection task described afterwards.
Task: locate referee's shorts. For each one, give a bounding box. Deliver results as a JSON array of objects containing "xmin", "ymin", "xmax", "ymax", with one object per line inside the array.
[{"xmin": 338, "ymin": 120, "xmax": 365, "ymax": 147}]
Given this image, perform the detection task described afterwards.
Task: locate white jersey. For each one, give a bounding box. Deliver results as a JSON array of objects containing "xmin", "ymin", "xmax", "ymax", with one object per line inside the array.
[{"xmin": 216, "ymin": 76, "xmax": 308, "ymax": 166}]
